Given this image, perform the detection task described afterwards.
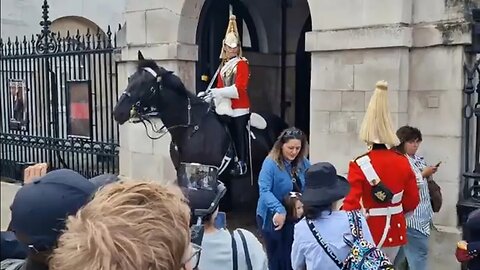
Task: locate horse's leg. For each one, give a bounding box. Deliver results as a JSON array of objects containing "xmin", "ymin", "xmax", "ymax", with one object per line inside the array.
[{"xmin": 219, "ymin": 176, "xmax": 233, "ymax": 212}]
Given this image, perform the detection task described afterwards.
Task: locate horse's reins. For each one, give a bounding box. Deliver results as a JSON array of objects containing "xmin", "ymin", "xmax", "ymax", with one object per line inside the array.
[{"xmin": 123, "ymin": 67, "xmax": 207, "ymax": 140}]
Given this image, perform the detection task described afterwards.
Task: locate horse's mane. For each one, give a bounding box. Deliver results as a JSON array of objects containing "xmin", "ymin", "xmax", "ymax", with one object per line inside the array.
[{"xmin": 137, "ymin": 60, "xmax": 200, "ymax": 101}]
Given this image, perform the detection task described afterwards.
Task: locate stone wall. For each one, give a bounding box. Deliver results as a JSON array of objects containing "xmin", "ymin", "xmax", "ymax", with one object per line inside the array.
[
  {"xmin": 1, "ymin": 0, "xmax": 125, "ymax": 38},
  {"xmin": 117, "ymin": 1, "xmax": 199, "ymax": 182}
]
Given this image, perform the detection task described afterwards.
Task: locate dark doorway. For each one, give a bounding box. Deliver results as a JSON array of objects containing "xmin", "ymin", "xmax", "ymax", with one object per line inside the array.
[
  {"xmin": 196, "ymin": 0, "xmax": 259, "ymax": 93},
  {"xmin": 195, "ymin": 0, "xmax": 261, "ymax": 224},
  {"xmin": 295, "ymin": 16, "xmax": 312, "ymax": 136}
]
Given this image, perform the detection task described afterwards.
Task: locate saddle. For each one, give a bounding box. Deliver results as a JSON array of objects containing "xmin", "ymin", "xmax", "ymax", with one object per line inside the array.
[
  {"xmin": 215, "ymin": 112, "xmax": 266, "ymax": 130},
  {"xmin": 198, "ymin": 91, "xmax": 266, "ymax": 130}
]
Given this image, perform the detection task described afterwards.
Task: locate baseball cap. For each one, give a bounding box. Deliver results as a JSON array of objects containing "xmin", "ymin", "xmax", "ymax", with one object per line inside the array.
[
  {"xmin": 89, "ymin": 173, "xmax": 119, "ymax": 189},
  {"xmin": 1, "ymin": 231, "xmax": 27, "ymax": 260},
  {"xmin": 9, "ymin": 169, "xmax": 117, "ymax": 251}
]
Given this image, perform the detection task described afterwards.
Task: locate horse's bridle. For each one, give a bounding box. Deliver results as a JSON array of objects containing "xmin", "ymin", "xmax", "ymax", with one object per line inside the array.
[{"xmin": 121, "ymin": 67, "xmax": 202, "ymax": 140}]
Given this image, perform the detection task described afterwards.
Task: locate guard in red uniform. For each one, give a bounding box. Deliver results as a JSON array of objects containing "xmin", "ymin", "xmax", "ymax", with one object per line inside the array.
[
  {"xmin": 342, "ymin": 81, "xmax": 420, "ymax": 261},
  {"xmin": 208, "ymin": 14, "xmax": 251, "ymax": 176}
]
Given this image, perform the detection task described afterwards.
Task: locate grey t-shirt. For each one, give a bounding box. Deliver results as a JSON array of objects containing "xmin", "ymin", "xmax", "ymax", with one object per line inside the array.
[
  {"xmin": 199, "ymin": 229, "xmax": 268, "ymax": 270},
  {"xmin": 0, "ymin": 259, "xmax": 24, "ymax": 270}
]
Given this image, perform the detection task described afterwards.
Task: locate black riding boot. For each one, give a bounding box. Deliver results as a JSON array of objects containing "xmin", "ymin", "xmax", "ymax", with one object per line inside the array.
[{"xmin": 229, "ymin": 114, "xmax": 249, "ymax": 176}]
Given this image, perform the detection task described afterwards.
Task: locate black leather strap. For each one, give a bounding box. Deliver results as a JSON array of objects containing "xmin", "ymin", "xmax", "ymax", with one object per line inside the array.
[
  {"xmin": 306, "ymin": 219, "xmax": 343, "ymax": 268},
  {"xmin": 231, "ymin": 231, "xmax": 238, "ymax": 270},
  {"xmin": 237, "ymin": 230, "xmax": 253, "ymax": 270}
]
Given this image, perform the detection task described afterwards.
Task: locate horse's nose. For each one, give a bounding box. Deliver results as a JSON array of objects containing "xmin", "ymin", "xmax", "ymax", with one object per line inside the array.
[{"xmin": 113, "ymin": 110, "xmax": 128, "ymax": 124}]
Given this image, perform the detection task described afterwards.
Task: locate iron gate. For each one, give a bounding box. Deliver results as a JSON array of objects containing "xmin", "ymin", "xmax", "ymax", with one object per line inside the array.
[
  {"xmin": 0, "ymin": 1, "xmax": 120, "ymax": 180},
  {"xmin": 458, "ymin": 51, "xmax": 480, "ymax": 224}
]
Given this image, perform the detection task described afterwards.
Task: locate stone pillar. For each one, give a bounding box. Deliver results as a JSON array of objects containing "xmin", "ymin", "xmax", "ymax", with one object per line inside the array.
[
  {"xmin": 118, "ymin": 0, "xmax": 201, "ymax": 183},
  {"xmin": 409, "ymin": 0, "xmax": 471, "ymax": 268},
  {"xmin": 306, "ymin": 0, "xmax": 412, "ymax": 173}
]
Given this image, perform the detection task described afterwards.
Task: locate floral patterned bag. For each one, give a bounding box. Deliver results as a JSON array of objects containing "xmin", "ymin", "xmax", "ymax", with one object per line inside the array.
[
  {"xmin": 343, "ymin": 211, "xmax": 394, "ymax": 270},
  {"xmin": 306, "ymin": 210, "xmax": 394, "ymax": 270}
]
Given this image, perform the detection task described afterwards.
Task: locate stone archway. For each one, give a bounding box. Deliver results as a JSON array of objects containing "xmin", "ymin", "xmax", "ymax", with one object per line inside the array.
[
  {"xmin": 177, "ymin": 0, "xmax": 314, "ymax": 212},
  {"xmin": 51, "ymin": 16, "xmax": 107, "ymax": 37}
]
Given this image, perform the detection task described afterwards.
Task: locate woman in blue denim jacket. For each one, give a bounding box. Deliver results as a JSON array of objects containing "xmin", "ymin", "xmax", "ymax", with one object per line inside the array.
[{"xmin": 256, "ymin": 127, "xmax": 310, "ymax": 270}]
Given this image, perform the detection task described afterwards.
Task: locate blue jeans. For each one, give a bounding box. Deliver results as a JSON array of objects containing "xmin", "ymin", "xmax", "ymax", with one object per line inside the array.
[{"xmin": 394, "ymin": 228, "xmax": 429, "ymax": 270}]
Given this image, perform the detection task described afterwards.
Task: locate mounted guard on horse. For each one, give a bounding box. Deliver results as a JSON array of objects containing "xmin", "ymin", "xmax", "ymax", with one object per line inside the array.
[
  {"xmin": 112, "ymin": 11, "xmax": 287, "ymax": 208},
  {"xmin": 198, "ymin": 14, "xmax": 252, "ymax": 176}
]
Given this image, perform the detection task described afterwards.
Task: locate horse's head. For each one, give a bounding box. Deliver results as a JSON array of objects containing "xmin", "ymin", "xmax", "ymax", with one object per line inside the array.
[{"xmin": 113, "ymin": 51, "xmax": 174, "ymax": 124}]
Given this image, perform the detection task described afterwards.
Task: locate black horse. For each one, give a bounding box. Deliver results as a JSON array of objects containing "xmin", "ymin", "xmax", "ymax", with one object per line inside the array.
[{"xmin": 113, "ymin": 51, "xmax": 287, "ymax": 210}]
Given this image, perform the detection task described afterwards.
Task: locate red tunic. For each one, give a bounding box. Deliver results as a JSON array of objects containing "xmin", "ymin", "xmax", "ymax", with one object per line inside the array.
[
  {"xmin": 343, "ymin": 148, "xmax": 420, "ymax": 247},
  {"xmin": 216, "ymin": 59, "xmax": 250, "ymax": 109}
]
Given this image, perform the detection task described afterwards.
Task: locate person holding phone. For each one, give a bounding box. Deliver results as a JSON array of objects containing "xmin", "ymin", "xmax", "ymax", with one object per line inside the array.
[
  {"xmin": 393, "ymin": 126, "xmax": 438, "ymax": 270},
  {"xmin": 185, "ymin": 187, "xmax": 268, "ymax": 270}
]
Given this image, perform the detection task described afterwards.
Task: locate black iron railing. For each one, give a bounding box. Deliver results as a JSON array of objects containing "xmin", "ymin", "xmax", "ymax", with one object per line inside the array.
[
  {"xmin": 0, "ymin": 0, "xmax": 121, "ymax": 180},
  {"xmin": 458, "ymin": 53, "xmax": 480, "ymax": 225}
]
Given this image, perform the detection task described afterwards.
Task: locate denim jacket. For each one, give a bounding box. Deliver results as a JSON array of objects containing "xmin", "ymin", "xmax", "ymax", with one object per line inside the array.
[{"xmin": 256, "ymin": 156, "xmax": 310, "ymax": 232}]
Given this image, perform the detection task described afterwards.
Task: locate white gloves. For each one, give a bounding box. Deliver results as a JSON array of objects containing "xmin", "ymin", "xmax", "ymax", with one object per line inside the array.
[
  {"xmin": 198, "ymin": 85, "xmax": 239, "ymax": 103},
  {"xmin": 210, "ymin": 85, "xmax": 239, "ymax": 99}
]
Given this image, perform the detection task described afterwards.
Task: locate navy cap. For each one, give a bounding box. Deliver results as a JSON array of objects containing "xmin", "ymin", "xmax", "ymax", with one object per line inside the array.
[
  {"xmin": 10, "ymin": 169, "xmax": 98, "ymax": 251},
  {"xmin": 89, "ymin": 173, "xmax": 119, "ymax": 190},
  {"xmin": 1, "ymin": 231, "xmax": 27, "ymax": 260}
]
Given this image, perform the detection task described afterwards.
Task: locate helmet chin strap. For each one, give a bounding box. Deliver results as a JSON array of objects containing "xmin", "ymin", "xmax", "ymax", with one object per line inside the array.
[{"xmin": 142, "ymin": 67, "xmax": 158, "ymax": 78}]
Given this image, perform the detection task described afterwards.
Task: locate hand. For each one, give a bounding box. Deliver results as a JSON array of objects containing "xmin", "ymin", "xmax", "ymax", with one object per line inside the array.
[
  {"xmin": 210, "ymin": 88, "xmax": 220, "ymax": 98},
  {"xmin": 24, "ymin": 163, "xmax": 48, "ymax": 184},
  {"xmin": 272, "ymin": 213, "xmax": 286, "ymax": 231},
  {"xmin": 422, "ymin": 166, "xmax": 438, "ymax": 178},
  {"xmin": 197, "ymin": 91, "xmax": 206, "ymax": 98}
]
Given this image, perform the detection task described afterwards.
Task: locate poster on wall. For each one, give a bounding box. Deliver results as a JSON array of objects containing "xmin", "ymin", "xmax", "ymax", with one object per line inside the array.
[
  {"xmin": 66, "ymin": 80, "xmax": 92, "ymax": 139},
  {"xmin": 9, "ymin": 79, "xmax": 29, "ymax": 131}
]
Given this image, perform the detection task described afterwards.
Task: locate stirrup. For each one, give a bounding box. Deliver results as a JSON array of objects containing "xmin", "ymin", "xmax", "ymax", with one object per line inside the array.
[{"xmin": 230, "ymin": 161, "xmax": 247, "ymax": 176}]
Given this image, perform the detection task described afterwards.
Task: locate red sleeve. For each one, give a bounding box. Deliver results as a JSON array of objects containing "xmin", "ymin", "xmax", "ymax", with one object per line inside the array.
[
  {"xmin": 343, "ymin": 161, "xmax": 364, "ymax": 210},
  {"xmin": 402, "ymin": 165, "xmax": 420, "ymax": 213},
  {"xmin": 234, "ymin": 60, "xmax": 249, "ymax": 98}
]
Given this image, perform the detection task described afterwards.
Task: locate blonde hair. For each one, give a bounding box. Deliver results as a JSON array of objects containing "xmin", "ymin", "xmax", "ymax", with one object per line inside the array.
[
  {"xmin": 359, "ymin": 80, "xmax": 399, "ymax": 148},
  {"xmin": 269, "ymin": 127, "xmax": 308, "ymax": 173},
  {"xmin": 49, "ymin": 181, "xmax": 191, "ymax": 270}
]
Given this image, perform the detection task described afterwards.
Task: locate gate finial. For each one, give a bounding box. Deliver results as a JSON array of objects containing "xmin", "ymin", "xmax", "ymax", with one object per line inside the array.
[
  {"xmin": 40, "ymin": 0, "xmax": 51, "ymax": 36},
  {"xmin": 35, "ymin": 0, "xmax": 58, "ymax": 54}
]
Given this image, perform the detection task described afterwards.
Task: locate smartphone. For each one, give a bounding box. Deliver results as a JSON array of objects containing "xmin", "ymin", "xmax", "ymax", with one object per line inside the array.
[
  {"xmin": 214, "ymin": 211, "xmax": 226, "ymax": 229},
  {"xmin": 435, "ymin": 161, "xmax": 442, "ymax": 167}
]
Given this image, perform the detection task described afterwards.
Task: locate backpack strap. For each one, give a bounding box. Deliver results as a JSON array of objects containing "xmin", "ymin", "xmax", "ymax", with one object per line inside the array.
[
  {"xmin": 350, "ymin": 211, "xmax": 364, "ymax": 238},
  {"xmin": 344, "ymin": 211, "xmax": 364, "ymax": 247},
  {"xmin": 237, "ymin": 230, "xmax": 253, "ymax": 270},
  {"xmin": 231, "ymin": 230, "xmax": 238, "ymax": 270},
  {"xmin": 306, "ymin": 219, "xmax": 343, "ymax": 269}
]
